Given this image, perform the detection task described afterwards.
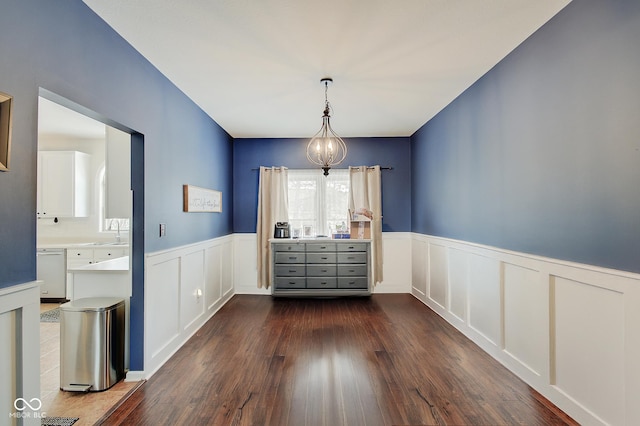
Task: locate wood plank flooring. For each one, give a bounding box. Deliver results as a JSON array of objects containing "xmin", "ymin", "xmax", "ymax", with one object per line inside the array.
[{"xmin": 102, "ymin": 294, "xmax": 577, "ymax": 425}]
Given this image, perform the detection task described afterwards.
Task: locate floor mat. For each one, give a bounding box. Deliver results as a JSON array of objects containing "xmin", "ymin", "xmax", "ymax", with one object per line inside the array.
[
  {"xmin": 40, "ymin": 307, "xmax": 60, "ymax": 323},
  {"xmin": 41, "ymin": 416, "xmax": 79, "ymax": 426}
]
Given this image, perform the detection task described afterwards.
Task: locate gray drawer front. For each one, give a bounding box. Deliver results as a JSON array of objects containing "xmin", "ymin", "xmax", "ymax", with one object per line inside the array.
[
  {"xmin": 273, "ymin": 243, "xmax": 305, "ymax": 252},
  {"xmin": 275, "ymin": 265, "xmax": 306, "ymax": 277},
  {"xmin": 305, "ymin": 242, "xmax": 336, "ymax": 252},
  {"xmin": 275, "ymin": 252, "xmax": 306, "ymax": 264},
  {"xmin": 274, "ymin": 277, "xmax": 306, "ymax": 289},
  {"xmin": 307, "ymin": 278, "xmax": 337, "ymax": 289},
  {"xmin": 338, "ymin": 277, "xmax": 368, "ymax": 289},
  {"xmin": 337, "ymin": 243, "xmax": 368, "ymax": 252},
  {"xmin": 307, "ymin": 265, "xmax": 337, "ymax": 276},
  {"xmin": 338, "ymin": 265, "xmax": 368, "ymax": 276},
  {"xmin": 306, "ymin": 253, "xmax": 337, "ymax": 264},
  {"xmin": 337, "ymin": 252, "xmax": 366, "ymax": 264}
]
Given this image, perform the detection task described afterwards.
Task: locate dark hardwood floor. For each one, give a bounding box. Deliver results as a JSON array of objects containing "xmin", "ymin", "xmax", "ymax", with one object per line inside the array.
[{"xmin": 101, "ymin": 294, "xmax": 576, "ymax": 425}]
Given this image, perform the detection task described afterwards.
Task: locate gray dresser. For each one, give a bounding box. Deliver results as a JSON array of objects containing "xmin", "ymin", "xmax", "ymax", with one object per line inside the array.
[{"xmin": 271, "ymin": 239, "xmax": 371, "ymax": 296}]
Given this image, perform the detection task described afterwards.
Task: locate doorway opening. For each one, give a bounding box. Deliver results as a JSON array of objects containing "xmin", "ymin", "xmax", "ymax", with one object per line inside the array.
[{"xmin": 36, "ymin": 89, "xmax": 144, "ymax": 421}]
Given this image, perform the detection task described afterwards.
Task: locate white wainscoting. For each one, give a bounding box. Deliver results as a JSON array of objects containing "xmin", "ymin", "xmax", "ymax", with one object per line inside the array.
[
  {"xmin": 232, "ymin": 233, "xmax": 412, "ymax": 294},
  {"xmin": 411, "ymin": 233, "xmax": 640, "ymax": 426},
  {"xmin": 144, "ymin": 235, "xmax": 235, "ymax": 378},
  {"xmin": 0, "ymin": 281, "xmax": 41, "ymax": 426}
]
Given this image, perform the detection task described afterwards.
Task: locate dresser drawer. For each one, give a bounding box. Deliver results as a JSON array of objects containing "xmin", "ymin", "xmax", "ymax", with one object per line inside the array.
[
  {"xmin": 338, "ymin": 277, "xmax": 368, "ymax": 289},
  {"xmin": 337, "ymin": 252, "xmax": 366, "ymax": 264},
  {"xmin": 275, "ymin": 265, "xmax": 306, "ymax": 277},
  {"xmin": 272, "ymin": 243, "xmax": 305, "ymax": 252},
  {"xmin": 338, "ymin": 265, "xmax": 368, "ymax": 276},
  {"xmin": 306, "ymin": 265, "xmax": 337, "ymax": 277},
  {"xmin": 306, "ymin": 253, "xmax": 337, "ymax": 264},
  {"xmin": 274, "ymin": 277, "xmax": 306, "ymax": 289},
  {"xmin": 307, "ymin": 278, "xmax": 337, "ymax": 289},
  {"xmin": 275, "ymin": 252, "xmax": 305, "ymax": 264},
  {"xmin": 305, "ymin": 242, "xmax": 336, "ymax": 252},
  {"xmin": 337, "ymin": 243, "xmax": 368, "ymax": 252}
]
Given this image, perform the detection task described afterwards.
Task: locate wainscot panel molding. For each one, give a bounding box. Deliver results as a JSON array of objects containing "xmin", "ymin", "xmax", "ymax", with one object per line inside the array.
[
  {"xmin": 144, "ymin": 235, "xmax": 234, "ymax": 379},
  {"xmin": 232, "ymin": 233, "xmax": 412, "ymax": 294},
  {"xmin": 0, "ymin": 281, "xmax": 41, "ymax": 426},
  {"xmin": 411, "ymin": 233, "xmax": 640, "ymax": 426}
]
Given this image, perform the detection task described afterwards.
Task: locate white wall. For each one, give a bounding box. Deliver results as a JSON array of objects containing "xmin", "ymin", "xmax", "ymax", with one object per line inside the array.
[
  {"xmin": 143, "ymin": 235, "xmax": 234, "ymax": 378},
  {"xmin": 233, "ymin": 232, "xmax": 412, "ymax": 294},
  {"xmin": 411, "ymin": 233, "xmax": 640, "ymax": 426},
  {"xmin": 0, "ymin": 282, "xmax": 41, "ymax": 426}
]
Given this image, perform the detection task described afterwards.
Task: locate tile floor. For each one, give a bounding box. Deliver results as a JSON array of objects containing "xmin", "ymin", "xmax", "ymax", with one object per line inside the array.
[{"xmin": 40, "ymin": 303, "xmax": 141, "ymax": 425}]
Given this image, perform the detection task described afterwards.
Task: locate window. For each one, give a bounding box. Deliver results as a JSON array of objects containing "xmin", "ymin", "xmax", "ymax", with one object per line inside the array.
[
  {"xmin": 99, "ymin": 166, "xmax": 130, "ymax": 232},
  {"xmin": 288, "ymin": 169, "xmax": 349, "ymax": 237}
]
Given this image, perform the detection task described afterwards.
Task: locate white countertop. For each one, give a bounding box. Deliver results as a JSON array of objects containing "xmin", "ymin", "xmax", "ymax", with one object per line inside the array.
[
  {"xmin": 37, "ymin": 242, "xmax": 129, "ymax": 249},
  {"xmin": 69, "ymin": 256, "xmax": 130, "ymax": 272}
]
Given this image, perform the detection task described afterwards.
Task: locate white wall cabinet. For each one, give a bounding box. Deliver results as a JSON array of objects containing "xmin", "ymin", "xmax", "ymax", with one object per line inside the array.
[{"xmin": 37, "ymin": 151, "xmax": 91, "ymax": 218}]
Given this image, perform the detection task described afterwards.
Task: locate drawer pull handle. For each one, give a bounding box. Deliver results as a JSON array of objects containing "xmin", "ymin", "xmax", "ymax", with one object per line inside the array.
[
  {"xmin": 288, "ymin": 256, "xmax": 297, "ymax": 260},
  {"xmin": 321, "ymin": 257, "xmax": 328, "ymax": 260},
  {"xmin": 288, "ymin": 282, "xmax": 296, "ymax": 285},
  {"xmin": 288, "ymin": 270, "xmax": 297, "ymax": 273},
  {"xmin": 348, "ymin": 246, "xmax": 355, "ymax": 249},
  {"xmin": 347, "ymin": 256, "xmax": 355, "ymax": 259}
]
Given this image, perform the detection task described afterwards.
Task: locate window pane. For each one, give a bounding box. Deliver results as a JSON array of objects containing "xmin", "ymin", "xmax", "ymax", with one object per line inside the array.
[{"xmin": 288, "ymin": 169, "xmax": 349, "ymax": 237}]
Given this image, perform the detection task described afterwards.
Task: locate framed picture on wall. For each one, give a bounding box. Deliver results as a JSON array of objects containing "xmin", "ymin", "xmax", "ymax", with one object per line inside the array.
[
  {"xmin": 183, "ymin": 185, "xmax": 222, "ymax": 212},
  {"xmin": 0, "ymin": 92, "xmax": 13, "ymax": 172}
]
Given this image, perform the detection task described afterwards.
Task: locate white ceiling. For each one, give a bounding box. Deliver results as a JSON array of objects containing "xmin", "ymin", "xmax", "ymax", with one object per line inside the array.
[
  {"xmin": 80, "ymin": 0, "xmax": 570, "ymax": 139},
  {"xmin": 38, "ymin": 97, "xmax": 106, "ymax": 140}
]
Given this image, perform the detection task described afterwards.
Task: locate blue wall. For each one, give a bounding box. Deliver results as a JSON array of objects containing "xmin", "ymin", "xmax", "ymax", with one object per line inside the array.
[
  {"xmin": 233, "ymin": 137, "xmax": 411, "ymax": 233},
  {"xmin": 411, "ymin": 0, "xmax": 640, "ymax": 273},
  {"xmin": 0, "ymin": 0, "xmax": 233, "ymax": 369}
]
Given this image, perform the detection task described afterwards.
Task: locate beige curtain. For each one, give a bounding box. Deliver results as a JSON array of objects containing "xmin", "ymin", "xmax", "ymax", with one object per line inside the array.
[
  {"xmin": 256, "ymin": 166, "xmax": 289, "ymax": 288},
  {"xmin": 349, "ymin": 165, "xmax": 383, "ymax": 285}
]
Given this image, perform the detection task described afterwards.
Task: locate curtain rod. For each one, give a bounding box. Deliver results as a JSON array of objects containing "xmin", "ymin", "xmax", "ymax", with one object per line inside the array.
[{"xmin": 251, "ymin": 166, "xmax": 393, "ymax": 171}]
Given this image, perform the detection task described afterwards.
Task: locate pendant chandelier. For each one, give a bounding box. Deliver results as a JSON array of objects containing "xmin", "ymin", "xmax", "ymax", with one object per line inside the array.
[{"xmin": 306, "ymin": 77, "xmax": 347, "ymax": 176}]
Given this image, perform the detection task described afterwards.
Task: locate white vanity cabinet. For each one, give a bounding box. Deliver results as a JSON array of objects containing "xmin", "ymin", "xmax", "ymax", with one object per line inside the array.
[
  {"xmin": 37, "ymin": 151, "xmax": 91, "ymax": 218},
  {"xmin": 271, "ymin": 239, "xmax": 371, "ymax": 297}
]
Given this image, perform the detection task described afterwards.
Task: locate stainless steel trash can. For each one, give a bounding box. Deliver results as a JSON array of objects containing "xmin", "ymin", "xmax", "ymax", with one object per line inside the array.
[{"xmin": 60, "ymin": 297, "xmax": 125, "ymax": 392}]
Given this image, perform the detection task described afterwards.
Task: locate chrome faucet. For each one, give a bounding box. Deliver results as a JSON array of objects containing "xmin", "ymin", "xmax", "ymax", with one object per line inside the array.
[{"xmin": 115, "ymin": 220, "xmax": 122, "ymax": 244}]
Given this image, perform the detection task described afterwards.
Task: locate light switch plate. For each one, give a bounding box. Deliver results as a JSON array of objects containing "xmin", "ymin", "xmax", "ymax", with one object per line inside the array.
[{"xmin": 159, "ymin": 223, "xmax": 166, "ymax": 237}]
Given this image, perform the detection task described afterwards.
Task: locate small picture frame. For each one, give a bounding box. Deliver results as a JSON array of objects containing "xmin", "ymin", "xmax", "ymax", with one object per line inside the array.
[
  {"xmin": 0, "ymin": 92, "xmax": 13, "ymax": 172},
  {"xmin": 303, "ymin": 225, "xmax": 314, "ymax": 238}
]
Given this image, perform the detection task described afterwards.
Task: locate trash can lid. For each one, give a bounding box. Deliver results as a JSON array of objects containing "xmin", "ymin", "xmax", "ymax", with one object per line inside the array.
[{"xmin": 60, "ymin": 297, "xmax": 125, "ymax": 312}]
